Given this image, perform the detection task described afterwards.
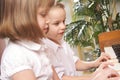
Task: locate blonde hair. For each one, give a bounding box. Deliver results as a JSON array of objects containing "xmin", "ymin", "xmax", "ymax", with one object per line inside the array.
[
  {"xmin": 53, "ymin": 2, "xmax": 64, "ymax": 9},
  {"xmin": 0, "ymin": 0, "xmax": 55, "ymax": 43}
]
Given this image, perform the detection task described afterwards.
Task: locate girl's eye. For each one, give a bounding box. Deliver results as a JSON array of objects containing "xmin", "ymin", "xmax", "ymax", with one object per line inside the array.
[
  {"xmin": 40, "ymin": 13, "xmax": 46, "ymax": 17},
  {"xmin": 54, "ymin": 22, "xmax": 59, "ymax": 25},
  {"xmin": 63, "ymin": 20, "xmax": 65, "ymax": 24}
]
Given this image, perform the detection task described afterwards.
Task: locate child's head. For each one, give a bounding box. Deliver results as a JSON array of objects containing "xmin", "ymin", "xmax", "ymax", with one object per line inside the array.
[
  {"xmin": 0, "ymin": 0, "xmax": 55, "ymax": 43},
  {"xmin": 46, "ymin": 3, "xmax": 66, "ymax": 44}
]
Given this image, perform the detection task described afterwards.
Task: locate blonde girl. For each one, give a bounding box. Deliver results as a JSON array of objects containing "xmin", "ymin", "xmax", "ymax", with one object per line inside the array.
[{"xmin": 0, "ymin": 0, "xmax": 59, "ymax": 80}]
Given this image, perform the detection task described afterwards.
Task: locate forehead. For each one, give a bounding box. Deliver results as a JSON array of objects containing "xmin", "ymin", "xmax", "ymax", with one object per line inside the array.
[
  {"xmin": 48, "ymin": 7, "xmax": 66, "ymax": 16},
  {"xmin": 47, "ymin": 8, "xmax": 66, "ymax": 22}
]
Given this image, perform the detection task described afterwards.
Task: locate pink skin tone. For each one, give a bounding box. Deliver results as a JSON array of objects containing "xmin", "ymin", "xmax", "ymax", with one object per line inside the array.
[
  {"xmin": 46, "ymin": 7, "xmax": 66, "ymax": 44},
  {"xmin": 37, "ymin": 8, "xmax": 49, "ymax": 35}
]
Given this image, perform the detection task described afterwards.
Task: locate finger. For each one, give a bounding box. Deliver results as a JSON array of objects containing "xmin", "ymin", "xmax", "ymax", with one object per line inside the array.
[
  {"xmin": 108, "ymin": 77, "xmax": 120, "ymax": 80},
  {"xmin": 105, "ymin": 68, "xmax": 120, "ymax": 78},
  {"xmin": 101, "ymin": 52, "xmax": 111, "ymax": 59},
  {"xmin": 98, "ymin": 53, "xmax": 110, "ymax": 63},
  {"xmin": 99, "ymin": 62, "xmax": 114, "ymax": 70},
  {"xmin": 101, "ymin": 52, "xmax": 111, "ymax": 58},
  {"xmin": 102, "ymin": 57, "xmax": 111, "ymax": 62}
]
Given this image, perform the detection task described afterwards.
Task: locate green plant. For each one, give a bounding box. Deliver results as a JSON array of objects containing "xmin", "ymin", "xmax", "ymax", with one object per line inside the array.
[{"xmin": 64, "ymin": 0, "xmax": 120, "ymax": 49}]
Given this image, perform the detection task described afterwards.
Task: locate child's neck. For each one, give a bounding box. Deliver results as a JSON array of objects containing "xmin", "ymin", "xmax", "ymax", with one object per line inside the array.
[{"xmin": 48, "ymin": 38, "xmax": 61, "ymax": 45}]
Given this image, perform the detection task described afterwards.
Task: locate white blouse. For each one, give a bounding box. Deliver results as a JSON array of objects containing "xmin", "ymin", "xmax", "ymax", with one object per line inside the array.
[
  {"xmin": 43, "ymin": 38, "xmax": 79, "ymax": 79},
  {"xmin": 1, "ymin": 40, "xmax": 53, "ymax": 80}
]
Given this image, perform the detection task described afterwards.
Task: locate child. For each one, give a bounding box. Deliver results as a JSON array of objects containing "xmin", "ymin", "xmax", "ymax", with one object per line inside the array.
[
  {"xmin": 44, "ymin": 3, "xmax": 120, "ymax": 80},
  {"xmin": 0, "ymin": 0, "xmax": 59, "ymax": 80}
]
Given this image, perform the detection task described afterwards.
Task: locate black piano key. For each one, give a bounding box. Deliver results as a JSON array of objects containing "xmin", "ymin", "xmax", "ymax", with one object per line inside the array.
[{"xmin": 112, "ymin": 44, "xmax": 120, "ymax": 62}]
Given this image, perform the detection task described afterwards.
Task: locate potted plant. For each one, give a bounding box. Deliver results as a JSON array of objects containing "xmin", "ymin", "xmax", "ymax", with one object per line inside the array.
[{"xmin": 64, "ymin": 0, "xmax": 120, "ymax": 61}]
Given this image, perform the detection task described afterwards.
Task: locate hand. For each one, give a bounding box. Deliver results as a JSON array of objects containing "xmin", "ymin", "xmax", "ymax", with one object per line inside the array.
[
  {"xmin": 95, "ymin": 52, "xmax": 111, "ymax": 67},
  {"xmin": 91, "ymin": 62, "xmax": 120, "ymax": 80},
  {"xmin": 107, "ymin": 77, "xmax": 120, "ymax": 80}
]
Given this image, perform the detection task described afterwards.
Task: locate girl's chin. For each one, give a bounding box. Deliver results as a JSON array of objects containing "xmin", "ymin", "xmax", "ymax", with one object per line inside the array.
[
  {"xmin": 43, "ymin": 30, "xmax": 48, "ymax": 34},
  {"xmin": 44, "ymin": 30, "xmax": 47, "ymax": 33}
]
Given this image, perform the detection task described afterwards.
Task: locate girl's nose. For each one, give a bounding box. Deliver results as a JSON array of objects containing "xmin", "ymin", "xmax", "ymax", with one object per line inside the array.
[
  {"xmin": 61, "ymin": 23, "xmax": 66, "ymax": 29},
  {"xmin": 45, "ymin": 20, "xmax": 49, "ymax": 28}
]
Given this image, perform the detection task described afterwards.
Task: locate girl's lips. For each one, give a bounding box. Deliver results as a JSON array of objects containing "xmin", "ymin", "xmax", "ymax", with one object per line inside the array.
[
  {"xmin": 59, "ymin": 31, "xmax": 64, "ymax": 34},
  {"xmin": 59, "ymin": 32, "xmax": 65, "ymax": 35},
  {"xmin": 43, "ymin": 28, "xmax": 48, "ymax": 32}
]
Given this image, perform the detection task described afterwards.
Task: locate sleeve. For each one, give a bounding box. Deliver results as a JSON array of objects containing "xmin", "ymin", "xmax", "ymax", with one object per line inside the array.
[
  {"xmin": 1, "ymin": 48, "xmax": 32, "ymax": 77},
  {"xmin": 37, "ymin": 53, "xmax": 53, "ymax": 80},
  {"xmin": 54, "ymin": 64, "xmax": 65, "ymax": 80},
  {"xmin": 65, "ymin": 42, "xmax": 79, "ymax": 63},
  {"xmin": 73, "ymin": 55, "xmax": 79, "ymax": 63}
]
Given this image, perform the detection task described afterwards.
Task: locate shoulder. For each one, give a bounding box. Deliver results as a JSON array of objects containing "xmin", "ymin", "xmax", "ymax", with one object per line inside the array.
[
  {"xmin": 62, "ymin": 40, "xmax": 71, "ymax": 48},
  {"xmin": 1, "ymin": 41, "xmax": 53, "ymax": 79}
]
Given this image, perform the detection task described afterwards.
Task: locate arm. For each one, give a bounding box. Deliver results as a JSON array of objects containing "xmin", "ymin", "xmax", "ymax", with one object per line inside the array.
[
  {"xmin": 92, "ymin": 62, "xmax": 120, "ymax": 80},
  {"xmin": 12, "ymin": 69, "xmax": 36, "ymax": 80},
  {"xmin": 75, "ymin": 59, "xmax": 97, "ymax": 71},
  {"xmin": 52, "ymin": 66, "xmax": 60, "ymax": 80},
  {"xmin": 62, "ymin": 74, "xmax": 92, "ymax": 80},
  {"xmin": 62, "ymin": 62, "xmax": 120, "ymax": 80},
  {"xmin": 75, "ymin": 52, "xmax": 111, "ymax": 71}
]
